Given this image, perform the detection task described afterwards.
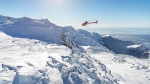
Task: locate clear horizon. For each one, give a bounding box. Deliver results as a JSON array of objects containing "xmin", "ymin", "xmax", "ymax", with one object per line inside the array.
[{"xmin": 0, "ymin": 0, "xmax": 150, "ymax": 28}]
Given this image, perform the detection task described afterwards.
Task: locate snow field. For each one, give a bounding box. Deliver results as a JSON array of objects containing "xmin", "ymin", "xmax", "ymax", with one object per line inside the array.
[
  {"xmin": 89, "ymin": 52, "xmax": 150, "ymax": 84},
  {"xmin": 0, "ymin": 15, "xmax": 150, "ymax": 84},
  {"xmin": 0, "ymin": 32, "xmax": 117, "ymax": 84}
]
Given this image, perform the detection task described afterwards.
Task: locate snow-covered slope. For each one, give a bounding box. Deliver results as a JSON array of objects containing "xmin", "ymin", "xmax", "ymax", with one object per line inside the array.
[
  {"xmin": 89, "ymin": 52, "xmax": 150, "ymax": 84},
  {"xmin": 0, "ymin": 15, "xmax": 104, "ymax": 46},
  {"xmin": 0, "ymin": 32, "xmax": 150, "ymax": 84},
  {"xmin": 0, "ymin": 15, "xmax": 63, "ymax": 44},
  {"xmin": 0, "ymin": 32, "xmax": 117, "ymax": 84},
  {"xmin": 1, "ymin": 15, "xmax": 150, "ymax": 84},
  {"xmin": 77, "ymin": 29, "xmax": 104, "ymax": 45}
]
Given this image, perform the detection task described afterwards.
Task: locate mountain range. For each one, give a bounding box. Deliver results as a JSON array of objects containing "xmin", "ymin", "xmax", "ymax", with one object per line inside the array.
[{"xmin": 0, "ymin": 15, "xmax": 150, "ymax": 84}]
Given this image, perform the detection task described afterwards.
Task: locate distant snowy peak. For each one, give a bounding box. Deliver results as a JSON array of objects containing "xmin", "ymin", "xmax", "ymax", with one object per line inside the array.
[
  {"xmin": 138, "ymin": 43, "xmax": 150, "ymax": 51},
  {"xmin": 125, "ymin": 43, "xmax": 150, "ymax": 59},
  {"xmin": 0, "ymin": 15, "xmax": 8, "ymax": 22},
  {"xmin": 62, "ymin": 26, "xmax": 76, "ymax": 33},
  {"xmin": 77, "ymin": 29, "xmax": 104, "ymax": 45},
  {"xmin": 0, "ymin": 15, "xmax": 24, "ymax": 22},
  {"xmin": 77, "ymin": 29, "xmax": 92, "ymax": 37},
  {"xmin": 0, "ymin": 15, "xmax": 58, "ymax": 28},
  {"xmin": 127, "ymin": 43, "xmax": 150, "ymax": 52},
  {"xmin": 37, "ymin": 18, "xmax": 59, "ymax": 28}
]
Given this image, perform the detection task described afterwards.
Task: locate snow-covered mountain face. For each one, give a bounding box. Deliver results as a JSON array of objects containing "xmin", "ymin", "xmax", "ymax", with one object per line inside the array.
[
  {"xmin": 0, "ymin": 32, "xmax": 118, "ymax": 84},
  {"xmin": 0, "ymin": 32, "xmax": 150, "ymax": 84},
  {"xmin": 125, "ymin": 43, "xmax": 150, "ymax": 59},
  {"xmin": 0, "ymin": 15, "xmax": 104, "ymax": 47},
  {"xmin": 102, "ymin": 35, "xmax": 150, "ymax": 59},
  {"xmin": 0, "ymin": 15, "xmax": 63, "ymax": 44},
  {"xmin": 1, "ymin": 15, "xmax": 150, "ymax": 84},
  {"xmin": 102, "ymin": 36, "xmax": 134, "ymax": 54}
]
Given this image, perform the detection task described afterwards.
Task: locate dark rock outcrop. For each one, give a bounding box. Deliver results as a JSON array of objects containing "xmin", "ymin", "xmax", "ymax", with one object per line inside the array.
[
  {"xmin": 125, "ymin": 43, "xmax": 150, "ymax": 59},
  {"xmin": 102, "ymin": 36, "xmax": 134, "ymax": 54}
]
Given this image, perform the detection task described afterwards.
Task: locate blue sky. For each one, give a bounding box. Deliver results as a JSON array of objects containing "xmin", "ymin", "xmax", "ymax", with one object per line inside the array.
[{"xmin": 0, "ymin": 0, "xmax": 150, "ymax": 28}]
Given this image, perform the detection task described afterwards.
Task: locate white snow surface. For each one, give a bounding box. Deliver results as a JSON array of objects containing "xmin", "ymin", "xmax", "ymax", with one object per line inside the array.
[
  {"xmin": 0, "ymin": 31, "xmax": 150, "ymax": 84},
  {"xmin": 0, "ymin": 32, "xmax": 118, "ymax": 84},
  {"xmin": 0, "ymin": 15, "xmax": 150, "ymax": 84},
  {"xmin": 0, "ymin": 15, "xmax": 103, "ymax": 46},
  {"xmin": 127, "ymin": 45, "xmax": 141, "ymax": 48},
  {"xmin": 90, "ymin": 52, "xmax": 150, "ymax": 84}
]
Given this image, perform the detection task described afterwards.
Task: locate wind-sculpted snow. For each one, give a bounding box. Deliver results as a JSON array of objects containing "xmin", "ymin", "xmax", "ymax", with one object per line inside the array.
[
  {"xmin": 0, "ymin": 32, "xmax": 118, "ymax": 84},
  {"xmin": 60, "ymin": 48, "xmax": 117, "ymax": 84},
  {"xmin": 89, "ymin": 53, "xmax": 150, "ymax": 84}
]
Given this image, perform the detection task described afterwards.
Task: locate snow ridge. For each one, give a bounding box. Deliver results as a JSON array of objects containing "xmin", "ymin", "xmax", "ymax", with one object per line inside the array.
[
  {"xmin": 0, "ymin": 15, "xmax": 104, "ymax": 47},
  {"xmin": 1, "ymin": 15, "xmax": 150, "ymax": 84}
]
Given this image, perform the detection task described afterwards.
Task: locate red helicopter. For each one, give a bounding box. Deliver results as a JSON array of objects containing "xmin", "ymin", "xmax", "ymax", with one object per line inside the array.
[{"xmin": 82, "ymin": 20, "xmax": 98, "ymax": 26}]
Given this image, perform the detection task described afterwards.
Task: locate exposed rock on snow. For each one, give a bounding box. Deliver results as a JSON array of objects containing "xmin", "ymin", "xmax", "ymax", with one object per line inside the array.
[
  {"xmin": 125, "ymin": 43, "xmax": 150, "ymax": 59},
  {"xmin": 102, "ymin": 36, "xmax": 134, "ymax": 54}
]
